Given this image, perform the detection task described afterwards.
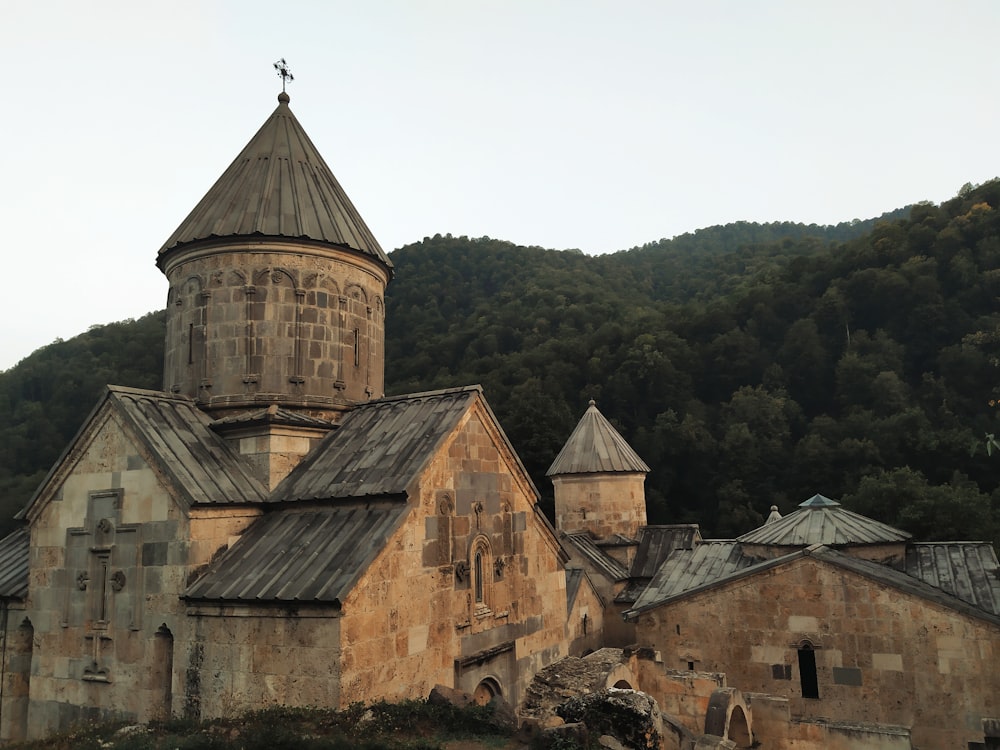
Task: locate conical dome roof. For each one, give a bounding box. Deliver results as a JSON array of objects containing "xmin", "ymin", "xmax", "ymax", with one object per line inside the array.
[
  {"xmin": 546, "ymin": 401, "xmax": 649, "ymax": 476},
  {"xmin": 158, "ymin": 92, "xmax": 391, "ymax": 268},
  {"xmin": 737, "ymin": 494, "xmax": 911, "ymax": 546}
]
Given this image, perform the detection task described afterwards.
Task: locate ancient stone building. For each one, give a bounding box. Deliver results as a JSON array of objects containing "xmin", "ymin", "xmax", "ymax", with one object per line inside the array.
[
  {"xmin": 2, "ymin": 85, "xmax": 1000, "ymax": 749},
  {"xmin": 623, "ymin": 496, "xmax": 1000, "ymax": 749},
  {"xmin": 0, "ymin": 91, "xmax": 581, "ymax": 740}
]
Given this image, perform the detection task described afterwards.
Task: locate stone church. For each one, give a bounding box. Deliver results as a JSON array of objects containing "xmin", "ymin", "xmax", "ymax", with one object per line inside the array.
[
  {"xmin": 0, "ymin": 89, "xmax": 587, "ymax": 740},
  {"xmin": 1, "ymin": 87, "xmax": 999, "ymax": 749}
]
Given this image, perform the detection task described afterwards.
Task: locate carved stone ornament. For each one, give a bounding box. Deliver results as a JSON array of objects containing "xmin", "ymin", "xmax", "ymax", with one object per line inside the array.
[
  {"xmin": 110, "ymin": 570, "xmax": 126, "ymax": 592},
  {"xmin": 454, "ymin": 560, "xmax": 470, "ymax": 583},
  {"xmin": 271, "ymin": 271, "xmax": 283, "ymax": 284},
  {"xmin": 97, "ymin": 518, "xmax": 113, "ymax": 533},
  {"xmin": 77, "ymin": 571, "xmax": 90, "ymax": 591},
  {"xmin": 494, "ymin": 556, "xmax": 507, "ymax": 580},
  {"xmin": 438, "ymin": 494, "xmax": 454, "ymax": 515}
]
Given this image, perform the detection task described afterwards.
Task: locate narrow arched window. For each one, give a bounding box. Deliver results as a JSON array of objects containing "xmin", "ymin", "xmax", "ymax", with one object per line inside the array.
[
  {"xmin": 474, "ymin": 550, "xmax": 484, "ymax": 604},
  {"xmin": 470, "ymin": 536, "xmax": 492, "ymax": 613},
  {"xmin": 798, "ymin": 643, "xmax": 819, "ymax": 699}
]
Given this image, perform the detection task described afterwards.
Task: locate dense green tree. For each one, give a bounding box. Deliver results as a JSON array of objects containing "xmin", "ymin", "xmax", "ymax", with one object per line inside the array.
[{"xmin": 3, "ymin": 187, "xmax": 1000, "ymax": 546}]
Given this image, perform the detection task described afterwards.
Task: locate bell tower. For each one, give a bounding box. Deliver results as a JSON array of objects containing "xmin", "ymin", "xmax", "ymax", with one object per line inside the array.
[{"xmin": 157, "ymin": 91, "xmax": 393, "ymax": 422}]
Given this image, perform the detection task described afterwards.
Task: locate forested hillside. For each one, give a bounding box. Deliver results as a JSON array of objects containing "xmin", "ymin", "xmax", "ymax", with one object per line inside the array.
[{"xmin": 2, "ymin": 189, "xmax": 999, "ymax": 545}]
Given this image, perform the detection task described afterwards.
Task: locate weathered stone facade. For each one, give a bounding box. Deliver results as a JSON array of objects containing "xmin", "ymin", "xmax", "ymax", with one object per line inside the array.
[
  {"xmin": 160, "ymin": 244, "xmax": 388, "ymax": 419},
  {"xmin": 552, "ymin": 472, "xmax": 648, "ymax": 543},
  {"xmin": 631, "ymin": 553, "xmax": 1000, "ymax": 748}
]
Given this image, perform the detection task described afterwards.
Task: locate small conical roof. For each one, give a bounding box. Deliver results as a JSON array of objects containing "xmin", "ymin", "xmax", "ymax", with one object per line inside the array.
[
  {"xmin": 737, "ymin": 494, "xmax": 911, "ymax": 546},
  {"xmin": 159, "ymin": 92, "xmax": 391, "ymax": 268},
  {"xmin": 546, "ymin": 401, "xmax": 649, "ymax": 476}
]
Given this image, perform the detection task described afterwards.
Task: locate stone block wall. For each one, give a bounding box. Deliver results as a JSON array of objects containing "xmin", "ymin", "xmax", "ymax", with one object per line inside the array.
[
  {"xmin": 180, "ymin": 609, "xmax": 341, "ymax": 719},
  {"xmin": 633, "ymin": 555, "xmax": 1000, "ymax": 748},
  {"xmin": 552, "ymin": 472, "xmax": 647, "ymax": 541},
  {"xmin": 340, "ymin": 402, "xmax": 570, "ymax": 708},
  {"xmin": 161, "ymin": 242, "xmax": 389, "ymax": 417},
  {"xmin": 22, "ymin": 411, "xmax": 197, "ymax": 738}
]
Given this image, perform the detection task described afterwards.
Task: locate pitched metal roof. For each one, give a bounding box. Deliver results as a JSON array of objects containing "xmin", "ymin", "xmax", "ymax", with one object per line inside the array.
[
  {"xmin": 818, "ymin": 546, "xmax": 1000, "ymax": 626},
  {"xmin": 630, "ymin": 541, "xmax": 760, "ymax": 611},
  {"xmin": 185, "ymin": 503, "xmax": 408, "ymax": 604},
  {"xmin": 0, "ymin": 527, "xmax": 29, "ymax": 600},
  {"xmin": 628, "ymin": 525, "xmax": 702, "ymax": 579},
  {"xmin": 109, "ymin": 387, "xmax": 270, "ymax": 507},
  {"xmin": 562, "ymin": 533, "xmax": 630, "ymax": 582},
  {"xmin": 904, "ymin": 542, "xmax": 1000, "ymax": 616},
  {"xmin": 271, "ymin": 386, "xmax": 481, "ymax": 502},
  {"xmin": 627, "ymin": 543, "xmax": 1000, "ymax": 627},
  {"xmin": 736, "ymin": 494, "xmax": 911, "ymax": 547},
  {"xmin": 159, "ymin": 92, "xmax": 391, "ymax": 269},
  {"xmin": 20, "ymin": 387, "xmax": 269, "ymax": 520},
  {"xmin": 546, "ymin": 401, "xmax": 649, "ymax": 476}
]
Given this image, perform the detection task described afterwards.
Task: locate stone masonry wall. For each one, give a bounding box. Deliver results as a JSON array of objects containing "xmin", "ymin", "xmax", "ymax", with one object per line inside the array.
[
  {"xmin": 552, "ymin": 472, "xmax": 647, "ymax": 541},
  {"xmin": 162, "ymin": 242, "xmax": 389, "ymax": 417},
  {"xmin": 339, "ymin": 401, "xmax": 570, "ymax": 708},
  {"xmin": 633, "ymin": 555, "xmax": 1000, "ymax": 748},
  {"xmin": 180, "ymin": 608, "xmax": 341, "ymax": 720},
  {"xmin": 22, "ymin": 409, "xmax": 195, "ymax": 738}
]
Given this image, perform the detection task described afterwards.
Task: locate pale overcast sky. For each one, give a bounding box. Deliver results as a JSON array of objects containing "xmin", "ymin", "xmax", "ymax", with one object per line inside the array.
[{"xmin": 2, "ymin": 1, "xmax": 999, "ymax": 371}]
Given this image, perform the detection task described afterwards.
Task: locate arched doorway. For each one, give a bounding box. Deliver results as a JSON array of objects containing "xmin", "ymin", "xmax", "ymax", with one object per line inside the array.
[
  {"xmin": 473, "ymin": 677, "xmax": 502, "ymax": 706},
  {"xmin": 728, "ymin": 704, "xmax": 752, "ymax": 748},
  {"xmin": 612, "ymin": 679, "xmax": 633, "ymax": 689},
  {"xmin": 152, "ymin": 625, "xmax": 174, "ymax": 720}
]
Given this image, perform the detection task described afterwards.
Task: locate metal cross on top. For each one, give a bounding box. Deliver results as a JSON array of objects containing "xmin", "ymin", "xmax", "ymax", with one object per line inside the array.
[{"xmin": 273, "ymin": 58, "xmax": 294, "ymax": 92}]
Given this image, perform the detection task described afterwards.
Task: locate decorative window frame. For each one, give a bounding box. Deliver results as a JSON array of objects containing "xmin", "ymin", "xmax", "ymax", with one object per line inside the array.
[{"xmin": 469, "ymin": 535, "xmax": 493, "ymax": 617}]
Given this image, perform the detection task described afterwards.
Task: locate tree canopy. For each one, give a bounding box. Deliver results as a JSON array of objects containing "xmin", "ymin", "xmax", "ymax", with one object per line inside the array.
[{"xmin": 2, "ymin": 191, "xmax": 999, "ymax": 545}]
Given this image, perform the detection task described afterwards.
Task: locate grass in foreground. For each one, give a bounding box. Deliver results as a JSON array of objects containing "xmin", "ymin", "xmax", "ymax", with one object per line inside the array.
[{"xmin": 5, "ymin": 700, "xmax": 536, "ymax": 750}]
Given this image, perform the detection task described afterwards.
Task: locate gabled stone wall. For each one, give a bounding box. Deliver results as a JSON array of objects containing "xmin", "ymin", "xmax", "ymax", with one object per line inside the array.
[
  {"xmin": 632, "ymin": 555, "xmax": 1000, "ymax": 748},
  {"xmin": 339, "ymin": 401, "xmax": 570, "ymax": 707},
  {"xmin": 21, "ymin": 410, "xmax": 196, "ymax": 738}
]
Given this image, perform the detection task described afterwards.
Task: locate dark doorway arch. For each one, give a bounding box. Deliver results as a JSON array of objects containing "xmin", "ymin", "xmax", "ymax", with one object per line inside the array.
[
  {"xmin": 612, "ymin": 679, "xmax": 633, "ymax": 689},
  {"xmin": 473, "ymin": 677, "xmax": 502, "ymax": 706},
  {"xmin": 152, "ymin": 625, "xmax": 174, "ymax": 719},
  {"xmin": 728, "ymin": 704, "xmax": 752, "ymax": 748}
]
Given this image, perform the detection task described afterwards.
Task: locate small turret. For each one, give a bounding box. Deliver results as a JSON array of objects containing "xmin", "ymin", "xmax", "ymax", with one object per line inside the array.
[{"xmin": 547, "ymin": 401, "xmax": 650, "ymax": 541}]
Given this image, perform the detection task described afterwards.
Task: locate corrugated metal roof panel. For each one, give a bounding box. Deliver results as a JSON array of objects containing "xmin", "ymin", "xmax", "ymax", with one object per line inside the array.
[
  {"xmin": 737, "ymin": 496, "xmax": 910, "ymax": 546},
  {"xmin": 629, "ymin": 525, "xmax": 702, "ymax": 579},
  {"xmin": 547, "ymin": 401, "xmax": 649, "ymax": 476},
  {"xmin": 159, "ymin": 93, "xmax": 390, "ymax": 269},
  {"xmin": 185, "ymin": 503, "xmax": 408, "ymax": 603},
  {"xmin": 109, "ymin": 387, "xmax": 270, "ymax": 507},
  {"xmin": 0, "ymin": 527, "xmax": 29, "ymax": 600},
  {"xmin": 630, "ymin": 541, "xmax": 760, "ymax": 610},
  {"xmin": 562, "ymin": 533, "xmax": 629, "ymax": 581},
  {"xmin": 272, "ymin": 387, "xmax": 479, "ymax": 502},
  {"xmin": 905, "ymin": 542, "xmax": 1000, "ymax": 616}
]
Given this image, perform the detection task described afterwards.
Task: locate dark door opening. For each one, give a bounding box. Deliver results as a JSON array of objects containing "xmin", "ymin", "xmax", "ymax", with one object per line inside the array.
[{"xmin": 797, "ymin": 645, "xmax": 819, "ymax": 699}]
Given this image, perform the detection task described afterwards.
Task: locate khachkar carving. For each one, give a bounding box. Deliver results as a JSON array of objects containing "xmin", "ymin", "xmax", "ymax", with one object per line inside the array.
[{"xmin": 63, "ymin": 490, "xmax": 143, "ymax": 683}]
